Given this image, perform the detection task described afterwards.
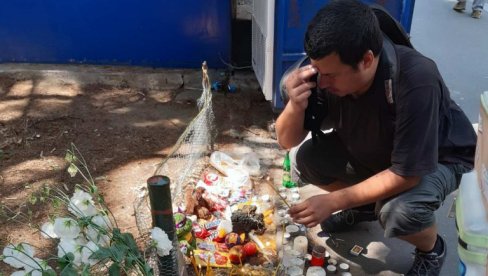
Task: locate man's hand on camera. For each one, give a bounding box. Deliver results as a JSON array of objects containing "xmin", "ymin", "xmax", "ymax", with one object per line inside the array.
[{"xmin": 285, "ymin": 65, "xmax": 318, "ymax": 111}]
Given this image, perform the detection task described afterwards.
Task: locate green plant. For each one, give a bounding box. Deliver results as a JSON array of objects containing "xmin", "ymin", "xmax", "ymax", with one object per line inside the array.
[{"xmin": 1, "ymin": 144, "xmax": 171, "ymax": 276}]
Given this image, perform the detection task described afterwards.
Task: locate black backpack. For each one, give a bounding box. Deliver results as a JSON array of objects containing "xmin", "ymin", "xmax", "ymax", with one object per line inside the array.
[{"xmin": 304, "ymin": 4, "xmax": 414, "ymax": 145}]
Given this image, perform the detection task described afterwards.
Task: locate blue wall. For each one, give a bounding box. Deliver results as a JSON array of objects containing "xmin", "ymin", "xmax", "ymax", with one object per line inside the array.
[{"xmin": 0, "ymin": 1, "xmax": 231, "ymax": 68}]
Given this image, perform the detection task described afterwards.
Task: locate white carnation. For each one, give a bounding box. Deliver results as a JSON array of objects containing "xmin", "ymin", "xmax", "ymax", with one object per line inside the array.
[
  {"xmin": 10, "ymin": 271, "xmax": 43, "ymax": 276},
  {"xmin": 91, "ymin": 214, "xmax": 112, "ymax": 230},
  {"xmin": 2, "ymin": 243, "xmax": 35, "ymax": 269},
  {"xmin": 53, "ymin": 217, "xmax": 80, "ymax": 240},
  {"xmin": 23, "ymin": 257, "xmax": 51, "ymax": 273},
  {"xmin": 68, "ymin": 189, "xmax": 98, "ymax": 217},
  {"xmin": 98, "ymin": 234, "xmax": 111, "ymax": 247},
  {"xmin": 150, "ymin": 227, "xmax": 172, "ymax": 257},
  {"xmin": 40, "ymin": 221, "xmax": 58, "ymax": 239},
  {"xmin": 74, "ymin": 235, "xmax": 88, "ymax": 246},
  {"xmin": 86, "ymin": 225, "xmax": 111, "ymax": 247},
  {"xmin": 81, "ymin": 241, "xmax": 99, "ymax": 266},
  {"xmin": 11, "ymin": 270, "xmax": 29, "ymax": 276},
  {"xmin": 57, "ymin": 239, "xmax": 82, "ymax": 266}
]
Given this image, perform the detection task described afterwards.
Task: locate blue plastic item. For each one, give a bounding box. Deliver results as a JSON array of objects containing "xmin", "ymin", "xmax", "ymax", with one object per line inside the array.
[
  {"xmin": 0, "ymin": 1, "xmax": 231, "ymax": 68},
  {"xmin": 272, "ymin": 0, "xmax": 416, "ymax": 110}
]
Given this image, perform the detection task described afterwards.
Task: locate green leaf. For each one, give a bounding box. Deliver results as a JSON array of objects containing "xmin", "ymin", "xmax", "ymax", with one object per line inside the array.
[
  {"xmin": 108, "ymin": 262, "xmax": 121, "ymax": 276},
  {"xmin": 124, "ymin": 255, "xmax": 138, "ymax": 271},
  {"xmin": 29, "ymin": 195, "xmax": 37, "ymax": 205},
  {"xmin": 60, "ymin": 264, "xmax": 78, "ymax": 276},
  {"xmin": 120, "ymin": 232, "xmax": 139, "ymax": 253},
  {"xmin": 42, "ymin": 269, "xmax": 57, "ymax": 276},
  {"xmin": 42, "ymin": 186, "xmax": 51, "ymax": 196},
  {"xmin": 51, "ymin": 198, "xmax": 62, "ymax": 208},
  {"xmin": 67, "ymin": 164, "xmax": 78, "ymax": 177},
  {"xmin": 64, "ymin": 151, "xmax": 76, "ymax": 163},
  {"xmin": 110, "ymin": 243, "xmax": 128, "ymax": 262},
  {"xmin": 81, "ymin": 264, "xmax": 91, "ymax": 276},
  {"xmin": 91, "ymin": 247, "xmax": 113, "ymax": 261},
  {"xmin": 143, "ymin": 263, "xmax": 154, "ymax": 276},
  {"xmin": 112, "ymin": 228, "xmax": 121, "ymax": 236},
  {"xmin": 89, "ymin": 185, "xmax": 98, "ymax": 194},
  {"xmin": 58, "ymin": 252, "xmax": 75, "ymax": 270}
]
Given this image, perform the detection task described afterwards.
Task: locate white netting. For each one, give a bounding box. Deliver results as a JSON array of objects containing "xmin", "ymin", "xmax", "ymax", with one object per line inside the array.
[
  {"xmin": 134, "ymin": 62, "xmax": 215, "ymax": 275},
  {"xmin": 153, "ymin": 62, "xmax": 215, "ymax": 202}
]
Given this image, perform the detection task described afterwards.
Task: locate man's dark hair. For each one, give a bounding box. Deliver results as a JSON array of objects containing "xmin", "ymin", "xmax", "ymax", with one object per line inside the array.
[{"xmin": 304, "ymin": 0, "xmax": 383, "ymax": 69}]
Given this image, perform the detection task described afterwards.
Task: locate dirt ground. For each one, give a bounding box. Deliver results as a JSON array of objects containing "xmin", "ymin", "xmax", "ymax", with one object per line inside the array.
[{"xmin": 0, "ymin": 64, "xmax": 279, "ymax": 273}]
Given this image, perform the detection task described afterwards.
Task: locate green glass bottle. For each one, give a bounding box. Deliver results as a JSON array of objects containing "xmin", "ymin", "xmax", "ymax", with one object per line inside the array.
[{"xmin": 282, "ymin": 151, "xmax": 297, "ymax": 188}]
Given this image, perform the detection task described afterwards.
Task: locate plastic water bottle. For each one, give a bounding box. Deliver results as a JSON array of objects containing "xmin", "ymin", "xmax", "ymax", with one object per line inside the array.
[{"xmin": 282, "ymin": 151, "xmax": 297, "ymax": 188}]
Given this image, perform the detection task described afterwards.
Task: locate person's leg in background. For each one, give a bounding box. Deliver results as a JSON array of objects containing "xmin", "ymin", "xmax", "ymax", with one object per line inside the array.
[
  {"xmin": 471, "ymin": 0, "xmax": 486, "ymax": 18},
  {"xmin": 453, "ymin": 0, "xmax": 467, "ymax": 12}
]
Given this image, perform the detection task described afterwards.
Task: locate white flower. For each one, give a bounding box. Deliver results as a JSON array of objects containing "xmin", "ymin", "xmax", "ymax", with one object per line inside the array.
[
  {"xmin": 23, "ymin": 257, "xmax": 51, "ymax": 274},
  {"xmin": 40, "ymin": 221, "xmax": 58, "ymax": 239},
  {"xmin": 2, "ymin": 243, "xmax": 35, "ymax": 269},
  {"xmin": 98, "ymin": 234, "xmax": 110, "ymax": 247},
  {"xmin": 86, "ymin": 225, "xmax": 111, "ymax": 247},
  {"xmin": 57, "ymin": 239, "xmax": 82, "ymax": 267},
  {"xmin": 91, "ymin": 214, "xmax": 112, "ymax": 230},
  {"xmin": 81, "ymin": 241, "xmax": 99, "ymax": 266},
  {"xmin": 68, "ymin": 189, "xmax": 98, "ymax": 217},
  {"xmin": 53, "ymin": 217, "xmax": 80, "ymax": 240},
  {"xmin": 74, "ymin": 235, "xmax": 88, "ymax": 246},
  {"xmin": 11, "ymin": 270, "xmax": 43, "ymax": 276},
  {"xmin": 11, "ymin": 270, "xmax": 29, "ymax": 276},
  {"xmin": 150, "ymin": 227, "xmax": 172, "ymax": 257}
]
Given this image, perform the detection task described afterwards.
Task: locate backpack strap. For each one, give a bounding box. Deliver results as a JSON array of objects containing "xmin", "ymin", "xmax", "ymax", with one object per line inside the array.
[
  {"xmin": 371, "ymin": 4, "xmax": 413, "ymax": 49},
  {"xmin": 380, "ymin": 35, "xmax": 400, "ymax": 119},
  {"xmin": 371, "ymin": 4, "xmax": 412, "ymax": 120}
]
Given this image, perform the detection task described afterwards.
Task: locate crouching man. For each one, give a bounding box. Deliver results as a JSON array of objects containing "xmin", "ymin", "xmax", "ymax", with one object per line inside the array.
[{"xmin": 275, "ymin": 0, "xmax": 477, "ymax": 275}]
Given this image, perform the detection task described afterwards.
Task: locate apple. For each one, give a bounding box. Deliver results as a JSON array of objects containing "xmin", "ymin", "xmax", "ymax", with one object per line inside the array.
[
  {"xmin": 229, "ymin": 245, "xmax": 246, "ymax": 264},
  {"xmin": 242, "ymin": 242, "xmax": 258, "ymax": 256}
]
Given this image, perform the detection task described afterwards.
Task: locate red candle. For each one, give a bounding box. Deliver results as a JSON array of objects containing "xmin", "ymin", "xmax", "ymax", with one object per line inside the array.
[
  {"xmin": 310, "ymin": 245, "xmax": 326, "ymax": 267},
  {"xmin": 310, "ymin": 255, "xmax": 325, "ymax": 266}
]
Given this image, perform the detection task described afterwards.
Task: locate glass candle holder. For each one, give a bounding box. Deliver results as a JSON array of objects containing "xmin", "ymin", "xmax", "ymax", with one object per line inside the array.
[{"xmin": 310, "ymin": 245, "xmax": 326, "ymax": 267}]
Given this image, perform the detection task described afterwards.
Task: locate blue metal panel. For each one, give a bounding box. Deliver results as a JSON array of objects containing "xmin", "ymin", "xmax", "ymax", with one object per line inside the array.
[
  {"xmin": 0, "ymin": 1, "xmax": 231, "ymax": 68},
  {"xmin": 272, "ymin": 0, "xmax": 415, "ymax": 110}
]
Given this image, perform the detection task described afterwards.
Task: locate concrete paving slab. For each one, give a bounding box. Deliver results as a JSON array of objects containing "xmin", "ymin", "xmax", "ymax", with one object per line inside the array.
[
  {"xmin": 410, "ymin": 0, "xmax": 488, "ymax": 122},
  {"xmin": 300, "ymin": 184, "xmax": 458, "ymax": 275}
]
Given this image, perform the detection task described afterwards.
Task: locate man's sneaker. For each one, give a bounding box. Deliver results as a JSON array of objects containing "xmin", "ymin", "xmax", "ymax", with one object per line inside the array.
[
  {"xmin": 471, "ymin": 10, "xmax": 482, "ymax": 19},
  {"xmin": 320, "ymin": 208, "xmax": 377, "ymax": 233},
  {"xmin": 453, "ymin": 1, "xmax": 466, "ymax": 12},
  {"xmin": 406, "ymin": 235, "xmax": 447, "ymax": 276}
]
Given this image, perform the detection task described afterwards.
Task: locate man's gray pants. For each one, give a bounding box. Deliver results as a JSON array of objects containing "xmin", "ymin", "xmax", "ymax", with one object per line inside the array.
[{"xmin": 290, "ymin": 132, "xmax": 471, "ymax": 238}]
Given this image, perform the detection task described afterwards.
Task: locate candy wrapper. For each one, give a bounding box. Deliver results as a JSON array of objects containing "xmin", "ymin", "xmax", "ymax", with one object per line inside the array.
[
  {"xmin": 194, "ymin": 249, "xmax": 232, "ymax": 268},
  {"xmin": 193, "ymin": 224, "xmax": 211, "ymax": 239}
]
